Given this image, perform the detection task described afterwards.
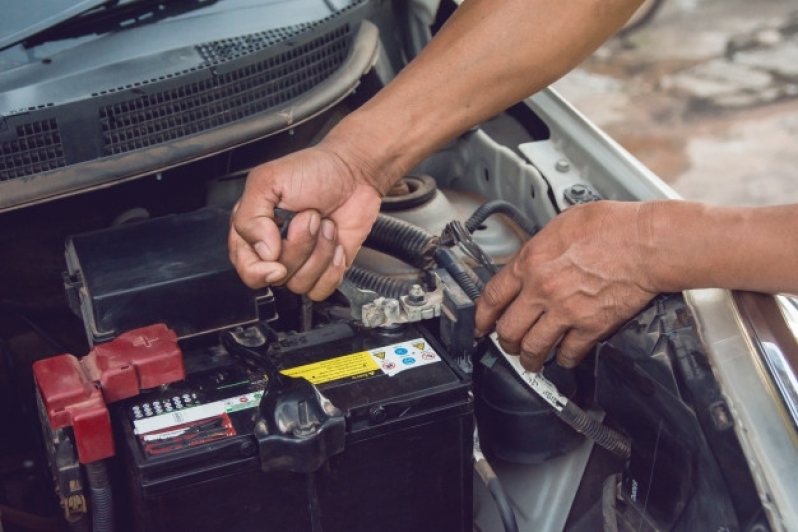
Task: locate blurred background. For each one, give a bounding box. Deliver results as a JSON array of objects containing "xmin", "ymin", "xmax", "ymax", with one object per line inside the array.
[{"xmin": 554, "ymin": 0, "xmax": 798, "ymax": 206}]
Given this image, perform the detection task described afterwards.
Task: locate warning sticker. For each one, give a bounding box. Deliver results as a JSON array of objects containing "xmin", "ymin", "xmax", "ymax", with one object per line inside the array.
[
  {"xmin": 282, "ymin": 351, "xmax": 380, "ymax": 385},
  {"xmin": 133, "ymin": 391, "xmax": 262, "ymax": 435},
  {"xmin": 368, "ymin": 338, "xmax": 440, "ymax": 377},
  {"xmin": 281, "ymin": 338, "xmax": 441, "ymax": 384}
]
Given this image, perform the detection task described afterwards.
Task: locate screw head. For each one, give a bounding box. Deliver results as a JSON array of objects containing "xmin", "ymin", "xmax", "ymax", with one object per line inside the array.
[
  {"xmin": 555, "ymin": 159, "xmax": 571, "ymax": 172},
  {"xmin": 370, "ymin": 405, "xmax": 387, "ymax": 423}
]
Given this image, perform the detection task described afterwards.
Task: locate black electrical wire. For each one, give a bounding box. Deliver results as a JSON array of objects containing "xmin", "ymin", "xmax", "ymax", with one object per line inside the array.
[
  {"xmin": 473, "ymin": 457, "xmax": 519, "ymax": 532},
  {"xmin": 557, "ymin": 402, "xmax": 631, "ymax": 460},
  {"xmin": 464, "ymin": 200, "xmax": 539, "ymax": 237},
  {"xmin": 433, "ymin": 248, "xmax": 483, "ymax": 301},
  {"xmin": 306, "ymin": 473, "xmax": 324, "ymax": 532},
  {"xmin": 490, "ymin": 344, "xmax": 632, "ymax": 461},
  {"xmin": 442, "ymin": 220, "xmax": 499, "ymax": 276},
  {"xmin": 474, "ymin": 459, "xmax": 518, "ymax": 532}
]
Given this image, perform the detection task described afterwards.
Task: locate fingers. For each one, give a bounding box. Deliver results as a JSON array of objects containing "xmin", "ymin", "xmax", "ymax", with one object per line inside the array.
[
  {"xmin": 517, "ymin": 313, "xmax": 568, "ymax": 372},
  {"xmin": 474, "ymin": 262, "xmax": 523, "ymax": 337},
  {"xmin": 228, "ymin": 228, "xmax": 287, "ymax": 288},
  {"xmin": 555, "ymin": 330, "xmax": 596, "ymax": 369},
  {"xmin": 276, "ymin": 210, "xmax": 323, "ymax": 284},
  {"xmin": 281, "ymin": 216, "xmax": 348, "ymax": 300},
  {"xmin": 306, "ymin": 245, "xmax": 347, "ymax": 301},
  {"xmin": 232, "ymin": 207, "xmax": 348, "ymax": 299},
  {"xmin": 229, "ymin": 187, "xmax": 287, "ymax": 288},
  {"xmin": 231, "ymin": 201, "xmax": 283, "ymax": 264}
]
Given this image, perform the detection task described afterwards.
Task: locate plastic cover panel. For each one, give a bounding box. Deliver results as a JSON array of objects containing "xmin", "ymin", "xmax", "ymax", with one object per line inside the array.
[
  {"xmin": 100, "ymin": 25, "xmax": 352, "ymax": 155},
  {"xmin": 0, "ymin": 119, "xmax": 66, "ymax": 180}
]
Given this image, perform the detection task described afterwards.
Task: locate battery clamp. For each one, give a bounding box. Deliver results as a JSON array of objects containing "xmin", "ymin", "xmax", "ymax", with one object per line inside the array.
[{"xmin": 221, "ymin": 327, "xmax": 346, "ymax": 474}]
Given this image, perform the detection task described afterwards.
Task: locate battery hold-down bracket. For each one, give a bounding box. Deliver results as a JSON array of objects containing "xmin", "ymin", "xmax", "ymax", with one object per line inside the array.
[{"xmin": 222, "ymin": 328, "xmax": 346, "ymax": 474}]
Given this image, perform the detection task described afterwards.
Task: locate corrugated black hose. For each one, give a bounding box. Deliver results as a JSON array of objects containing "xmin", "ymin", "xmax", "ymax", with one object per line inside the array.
[
  {"xmin": 85, "ymin": 461, "xmax": 114, "ymax": 532},
  {"xmin": 344, "ymin": 265, "xmax": 418, "ymax": 300},
  {"xmin": 363, "ymin": 214, "xmax": 439, "ymax": 270}
]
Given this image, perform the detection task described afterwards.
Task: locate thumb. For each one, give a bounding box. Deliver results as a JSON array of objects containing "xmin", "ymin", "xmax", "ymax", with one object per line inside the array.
[{"xmin": 231, "ymin": 198, "xmax": 283, "ymax": 262}]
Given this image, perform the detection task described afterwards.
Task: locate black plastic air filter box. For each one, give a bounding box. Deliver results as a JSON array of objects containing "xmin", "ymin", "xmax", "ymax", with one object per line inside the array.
[
  {"xmin": 64, "ymin": 208, "xmax": 273, "ymax": 344},
  {"xmin": 116, "ymin": 323, "xmax": 473, "ymax": 532}
]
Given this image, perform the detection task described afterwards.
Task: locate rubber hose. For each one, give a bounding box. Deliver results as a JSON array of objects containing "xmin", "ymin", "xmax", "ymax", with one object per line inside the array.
[
  {"xmin": 344, "ymin": 266, "xmax": 418, "ymax": 300},
  {"xmin": 464, "ymin": 200, "xmax": 539, "ymax": 238},
  {"xmin": 364, "ymin": 214, "xmax": 438, "ymax": 270},
  {"xmin": 556, "ymin": 402, "xmax": 631, "ymax": 460},
  {"xmin": 433, "ymin": 248, "xmax": 482, "ymax": 301},
  {"xmin": 474, "ymin": 458, "xmax": 519, "ymax": 532},
  {"xmin": 85, "ymin": 461, "xmax": 114, "ymax": 532}
]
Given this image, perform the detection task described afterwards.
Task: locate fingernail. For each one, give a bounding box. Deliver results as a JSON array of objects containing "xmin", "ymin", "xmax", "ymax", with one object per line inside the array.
[
  {"xmin": 253, "ymin": 241, "xmax": 273, "ymax": 261},
  {"xmin": 321, "ymin": 219, "xmax": 335, "ymax": 241},
  {"xmin": 333, "ymin": 245, "xmax": 345, "ymax": 267},
  {"xmin": 265, "ymin": 270, "xmax": 283, "ymax": 283},
  {"xmin": 308, "ymin": 213, "xmax": 321, "ymax": 236},
  {"xmin": 473, "ymin": 328, "xmax": 484, "ymax": 338}
]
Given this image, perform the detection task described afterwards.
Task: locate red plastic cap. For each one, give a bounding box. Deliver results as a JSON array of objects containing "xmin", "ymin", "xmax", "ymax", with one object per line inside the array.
[
  {"xmin": 33, "ymin": 324, "xmax": 185, "ymax": 464},
  {"xmin": 33, "ymin": 354, "xmax": 115, "ymax": 464},
  {"xmin": 82, "ymin": 324, "xmax": 185, "ymax": 403}
]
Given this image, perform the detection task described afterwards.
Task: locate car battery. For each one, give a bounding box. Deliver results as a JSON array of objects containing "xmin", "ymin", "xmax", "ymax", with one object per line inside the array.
[{"xmin": 115, "ymin": 322, "xmax": 473, "ymax": 532}]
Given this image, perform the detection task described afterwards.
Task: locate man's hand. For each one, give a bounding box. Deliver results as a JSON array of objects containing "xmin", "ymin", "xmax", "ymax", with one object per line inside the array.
[
  {"xmin": 229, "ymin": 143, "xmax": 383, "ymax": 301},
  {"xmin": 474, "ymin": 201, "xmax": 659, "ymax": 372}
]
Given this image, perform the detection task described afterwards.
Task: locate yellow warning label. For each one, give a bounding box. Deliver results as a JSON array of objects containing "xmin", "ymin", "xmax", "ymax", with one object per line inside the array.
[
  {"xmin": 373, "ymin": 351, "xmax": 385, "ymax": 360},
  {"xmin": 281, "ymin": 352, "xmax": 381, "ymax": 385},
  {"xmin": 413, "ymin": 342, "xmax": 425, "ymax": 351}
]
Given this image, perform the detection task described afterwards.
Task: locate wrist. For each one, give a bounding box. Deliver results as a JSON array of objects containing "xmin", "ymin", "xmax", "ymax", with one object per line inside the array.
[
  {"xmin": 319, "ymin": 113, "xmax": 410, "ymax": 197},
  {"xmin": 638, "ymin": 200, "xmax": 719, "ymax": 293},
  {"xmin": 635, "ymin": 200, "xmax": 690, "ymax": 294}
]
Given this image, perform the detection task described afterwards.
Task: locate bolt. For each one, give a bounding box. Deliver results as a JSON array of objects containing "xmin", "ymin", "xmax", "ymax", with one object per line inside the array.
[
  {"xmin": 563, "ymin": 184, "xmax": 599, "ymax": 205},
  {"xmin": 555, "ymin": 159, "xmax": 571, "ymax": 172},
  {"xmin": 293, "ymin": 400, "xmax": 316, "ymax": 438},
  {"xmin": 407, "ymin": 284, "xmax": 426, "ymax": 306},
  {"xmin": 369, "ymin": 405, "xmax": 387, "ymax": 423},
  {"xmin": 239, "ymin": 440, "xmax": 257, "ymax": 456}
]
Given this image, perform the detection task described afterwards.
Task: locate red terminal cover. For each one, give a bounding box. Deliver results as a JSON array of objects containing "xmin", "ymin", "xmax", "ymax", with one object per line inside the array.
[
  {"xmin": 81, "ymin": 324, "xmax": 185, "ymax": 403},
  {"xmin": 33, "ymin": 354, "xmax": 115, "ymax": 464},
  {"xmin": 33, "ymin": 324, "xmax": 185, "ymax": 464}
]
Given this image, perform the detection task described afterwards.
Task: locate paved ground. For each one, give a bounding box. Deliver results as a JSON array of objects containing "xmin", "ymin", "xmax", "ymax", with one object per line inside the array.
[{"xmin": 553, "ymin": 0, "xmax": 798, "ymax": 206}]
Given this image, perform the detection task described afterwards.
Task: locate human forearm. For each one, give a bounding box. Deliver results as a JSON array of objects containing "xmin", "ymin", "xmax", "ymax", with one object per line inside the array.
[
  {"xmin": 323, "ymin": 0, "xmax": 643, "ymax": 193},
  {"xmin": 641, "ymin": 201, "xmax": 798, "ymax": 295}
]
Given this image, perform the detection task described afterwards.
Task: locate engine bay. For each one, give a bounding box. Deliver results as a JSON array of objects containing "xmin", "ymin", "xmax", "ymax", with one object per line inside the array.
[{"xmin": 0, "ymin": 100, "xmax": 774, "ymax": 532}]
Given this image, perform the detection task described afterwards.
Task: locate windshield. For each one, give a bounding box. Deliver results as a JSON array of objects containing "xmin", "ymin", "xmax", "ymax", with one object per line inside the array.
[
  {"xmin": 0, "ymin": 0, "xmax": 216, "ymax": 51},
  {"xmin": 1, "ymin": 0, "xmax": 110, "ymax": 50}
]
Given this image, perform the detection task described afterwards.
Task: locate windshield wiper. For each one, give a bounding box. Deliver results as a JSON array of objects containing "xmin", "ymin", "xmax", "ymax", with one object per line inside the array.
[{"xmin": 22, "ymin": 0, "xmax": 218, "ymax": 49}]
